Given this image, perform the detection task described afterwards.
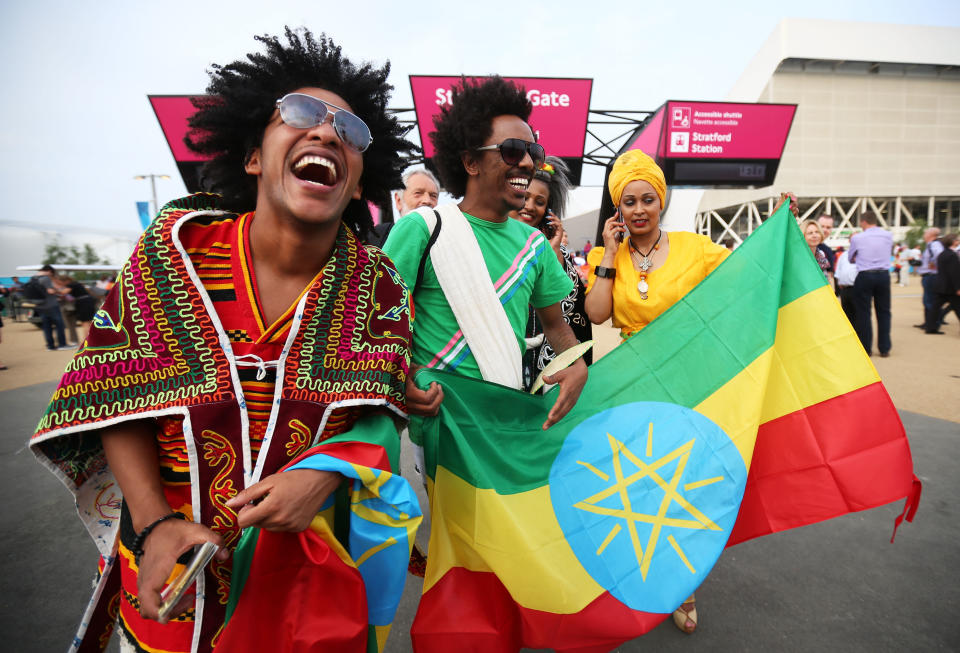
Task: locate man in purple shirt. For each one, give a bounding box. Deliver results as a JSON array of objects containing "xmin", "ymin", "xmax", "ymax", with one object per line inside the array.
[
  {"xmin": 916, "ymin": 227, "xmax": 944, "ymax": 332},
  {"xmin": 848, "ymin": 211, "xmax": 894, "ymax": 357}
]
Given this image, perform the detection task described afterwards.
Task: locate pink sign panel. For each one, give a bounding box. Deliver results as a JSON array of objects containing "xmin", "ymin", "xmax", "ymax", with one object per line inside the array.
[
  {"xmin": 626, "ymin": 105, "xmax": 665, "ymax": 159},
  {"xmin": 663, "ymin": 101, "xmax": 796, "ymax": 159},
  {"xmin": 409, "ymin": 76, "xmax": 593, "ymax": 159},
  {"xmin": 148, "ymin": 96, "xmax": 212, "ymax": 163}
]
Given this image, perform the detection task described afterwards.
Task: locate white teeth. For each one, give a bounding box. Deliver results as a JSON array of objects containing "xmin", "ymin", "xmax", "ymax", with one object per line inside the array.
[
  {"xmin": 293, "ymin": 155, "xmax": 337, "ymax": 183},
  {"xmin": 507, "ymin": 177, "xmax": 529, "ymax": 190}
]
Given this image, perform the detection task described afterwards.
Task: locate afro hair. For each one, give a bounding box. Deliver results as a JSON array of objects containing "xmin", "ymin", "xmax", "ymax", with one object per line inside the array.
[
  {"xmin": 185, "ymin": 27, "xmax": 413, "ymax": 236},
  {"xmin": 428, "ymin": 76, "xmax": 533, "ymax": 198}
]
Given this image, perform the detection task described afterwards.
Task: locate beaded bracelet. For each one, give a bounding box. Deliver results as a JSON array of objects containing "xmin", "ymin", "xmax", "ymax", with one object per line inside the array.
[{"xmin": 132, "ymin": 512, "xmax": 185, "ymax": 565}]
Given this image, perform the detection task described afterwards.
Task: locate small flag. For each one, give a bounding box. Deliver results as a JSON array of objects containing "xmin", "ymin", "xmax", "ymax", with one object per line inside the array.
[
  {"xmin": 136, "ymin": 201, "xmax": 151, "ymax": 230},
  {"xmin": 220, "ymin": 438, "xmax": 422, "ymax": 653}
]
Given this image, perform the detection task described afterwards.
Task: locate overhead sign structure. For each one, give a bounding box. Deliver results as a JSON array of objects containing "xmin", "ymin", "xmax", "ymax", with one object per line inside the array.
[
  {"xmin": 623, "ymin": 100, "xmax": 797, "ymax": 187},
  {"xmin": 409, "ymin": 76, "xmax": 593, "ymax": 185},
  {"xmin": 149, "ymin": 96, "xmax": 211, "ymax": 193}
]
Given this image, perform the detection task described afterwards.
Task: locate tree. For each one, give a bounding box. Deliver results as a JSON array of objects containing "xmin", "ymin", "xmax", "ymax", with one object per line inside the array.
[
  {"xmin": 41, "ymin": 241, "xmax": 111, "ymax": 281},
  {"xmin": 904, "ymin": 225, "xmax": 925, "ymax": 249}
]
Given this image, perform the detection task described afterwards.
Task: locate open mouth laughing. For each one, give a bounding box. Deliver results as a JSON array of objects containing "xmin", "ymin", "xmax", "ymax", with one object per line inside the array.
[
  {"xmin": 292, "ymin": 154, "xmax": 339, "ymax": 187},
  {"xmin": 507, "ymin": 176, "xmax": 530, "ymax": 192}
]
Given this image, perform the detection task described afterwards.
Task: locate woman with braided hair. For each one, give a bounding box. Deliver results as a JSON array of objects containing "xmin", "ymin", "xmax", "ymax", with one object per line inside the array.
[{"xmin": 509, "ymin": 156, "xmax": 593, "ymax": 390}]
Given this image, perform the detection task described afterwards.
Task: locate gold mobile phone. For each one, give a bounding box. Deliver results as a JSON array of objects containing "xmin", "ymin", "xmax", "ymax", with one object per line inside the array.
[{"xmin": 158, "ymin": 542, "xmax": 220, "ymax": 622}]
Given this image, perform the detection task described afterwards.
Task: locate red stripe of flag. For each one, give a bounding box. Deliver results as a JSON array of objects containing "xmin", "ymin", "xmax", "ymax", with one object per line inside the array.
[
  {"xmin": 412, "ymin": 567, "xmax": 668, "ymax": 653},
  {"xmin": 730, "ymin": 382, "xmax": 918, "ymax": 546}
]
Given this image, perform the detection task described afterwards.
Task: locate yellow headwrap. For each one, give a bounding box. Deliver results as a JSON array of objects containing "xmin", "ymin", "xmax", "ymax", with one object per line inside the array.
[{"xmin": 608, "ymin": 150, "xmax": 666, "ymax": 209}]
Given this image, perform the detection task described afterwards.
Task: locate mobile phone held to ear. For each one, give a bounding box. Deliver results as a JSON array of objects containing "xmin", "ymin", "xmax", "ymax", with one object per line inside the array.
[
  {"xmin": 543, "ymin": 209, "xmax": 556, "ymax": 239},
  {"xmin": 615, "ymin": 209, "xmax": 624, "ymax": 243},
  {"xmin": 158, "ymin": 542, "xmax": 220, "ymax": 622}
]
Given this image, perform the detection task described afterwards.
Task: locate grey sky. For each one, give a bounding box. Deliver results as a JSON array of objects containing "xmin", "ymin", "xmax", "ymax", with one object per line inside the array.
[{"xmin": 1, "ymin": 0, "xmax": 958, "ymax": 232}]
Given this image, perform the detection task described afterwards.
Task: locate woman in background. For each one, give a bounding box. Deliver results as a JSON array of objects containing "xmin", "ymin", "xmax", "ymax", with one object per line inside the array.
[
  {"xmin": 60, "ymin": 276, "xmax": 96, "ymax": 340},
  {"xmin": 509, "ymin": 157, "xmax": 592, "ymax": 390},
  {"xmin": 801, "ymin": 219, "xmax": 834, "ymax": 285}
]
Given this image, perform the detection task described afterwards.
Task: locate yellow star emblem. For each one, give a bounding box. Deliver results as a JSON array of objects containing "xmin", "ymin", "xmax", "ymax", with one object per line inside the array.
[{"xmin": 574, "ymin": 423, "xmax": 725, "ymax": 581}]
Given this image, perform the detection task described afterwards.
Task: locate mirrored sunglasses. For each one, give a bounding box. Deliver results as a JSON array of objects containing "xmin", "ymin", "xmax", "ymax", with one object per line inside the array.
[
  {"xmin": 275, "ymin": 93, "xmax": 373, "ymax": 153},
  {"xmin": 476, "ymin": 138, "xmax": 545, "ymax": 168}
]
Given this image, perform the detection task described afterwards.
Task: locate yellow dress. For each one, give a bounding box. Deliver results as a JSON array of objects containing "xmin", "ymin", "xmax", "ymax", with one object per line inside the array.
[{"xmin": 586, "ymin": 231, "xmax": 730, "ymax": 338}]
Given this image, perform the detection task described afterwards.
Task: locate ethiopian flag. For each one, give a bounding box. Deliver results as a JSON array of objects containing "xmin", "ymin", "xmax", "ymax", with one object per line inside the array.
[
  {"xmin": 410, "ymin": 205, "xmax": 920, "ymax": 653},
  {"xmin": 218, "ymin": 434, "xmax": 422, "ymax": 653}
]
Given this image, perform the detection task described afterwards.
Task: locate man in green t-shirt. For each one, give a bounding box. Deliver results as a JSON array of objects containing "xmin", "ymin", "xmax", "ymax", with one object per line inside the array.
[{"xmin": 383, "ymin": 76, "xmax": 588, "ymax": 430}]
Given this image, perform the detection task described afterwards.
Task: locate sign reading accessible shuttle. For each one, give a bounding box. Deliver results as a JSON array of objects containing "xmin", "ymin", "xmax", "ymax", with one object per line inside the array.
[
  {"xmin": 409, "ymin": 76, "xmax": 593, "ymax": 159},
  {"xmin": 620, "ymin": 99, "xmax": 796, "ymax": 188},
  {"xmin": 664, "ymin": 101, "xmax": 796, "ymax": 159}
]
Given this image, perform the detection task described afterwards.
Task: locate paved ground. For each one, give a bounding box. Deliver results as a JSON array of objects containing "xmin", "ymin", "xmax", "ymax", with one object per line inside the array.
[{"xmin": 2, "ymin": 277, "xmax": 957, "ymax": 651}]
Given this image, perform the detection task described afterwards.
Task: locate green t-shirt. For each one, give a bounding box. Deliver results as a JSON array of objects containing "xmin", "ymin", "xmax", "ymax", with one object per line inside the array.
[{"xmin": 382, "ymin": 207, "xmax": 573, "ymax": 381}]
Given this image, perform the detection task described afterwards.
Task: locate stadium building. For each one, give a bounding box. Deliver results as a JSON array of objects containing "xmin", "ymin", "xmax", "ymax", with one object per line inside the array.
[{"xmin": 694, "ymin": 18, "xmax": 960, "ymax": 247}]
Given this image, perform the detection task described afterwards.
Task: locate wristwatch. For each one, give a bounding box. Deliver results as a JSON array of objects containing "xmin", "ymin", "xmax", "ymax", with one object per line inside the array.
[{"xmin": 595, "ymin": 266, "xmax": 616, "ymax": 279}]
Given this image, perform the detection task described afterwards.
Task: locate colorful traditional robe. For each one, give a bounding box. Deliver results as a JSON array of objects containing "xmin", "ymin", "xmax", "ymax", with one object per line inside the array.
[{"xmin": 30, "ymin": 194, "xmax": 418, "ymax": 652}]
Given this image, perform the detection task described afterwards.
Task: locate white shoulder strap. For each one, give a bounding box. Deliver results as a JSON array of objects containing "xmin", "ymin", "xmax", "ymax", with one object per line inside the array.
[{"xmin": 423, "ymin": 204, "xmax": 523, "ymax": 389}]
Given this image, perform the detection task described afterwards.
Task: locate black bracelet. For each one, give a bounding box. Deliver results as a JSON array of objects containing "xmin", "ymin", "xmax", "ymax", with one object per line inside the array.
[
  {"xmin": 595, "ymin": 265, "xmax": 616, "ymax": 279},
  {"xmin": 132, "ymin": 512, "xmax": 185, "ymax": 565}
]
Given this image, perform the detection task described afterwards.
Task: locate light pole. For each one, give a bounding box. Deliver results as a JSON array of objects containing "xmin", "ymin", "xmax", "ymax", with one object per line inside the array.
[{"xmin": 134, "ymin": 174, "xmax": 171, "ymax": 216}]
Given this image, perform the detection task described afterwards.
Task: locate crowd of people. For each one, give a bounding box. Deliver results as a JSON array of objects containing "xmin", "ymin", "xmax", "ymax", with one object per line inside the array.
[
  {"xmin": 0, "ymin": 269, "xmax": 111, "ymax": 357},
  {"xmin": 19, "ymin": 26, "xmax": 955, "ymax": 653},
  {"xmin": 794, "ymin": 215, "xmax": 959, "ymax": 355}
]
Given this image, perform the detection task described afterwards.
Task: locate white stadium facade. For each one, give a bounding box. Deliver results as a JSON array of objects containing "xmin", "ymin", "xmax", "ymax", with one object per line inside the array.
[{"xmin": 694, "ymin": 18, "xmax": 960, "ymax": 247}]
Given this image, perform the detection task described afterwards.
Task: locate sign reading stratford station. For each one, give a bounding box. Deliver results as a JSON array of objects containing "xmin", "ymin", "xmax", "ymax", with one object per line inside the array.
[{"xmin": 625, "ymin": 100, "xmax": 797, "ymax": 187}]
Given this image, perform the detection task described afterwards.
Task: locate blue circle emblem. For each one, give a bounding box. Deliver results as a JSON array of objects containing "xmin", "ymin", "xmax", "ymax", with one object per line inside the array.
[{"xmin": 549, "ymin": 402, "xmax": 747, "ymax": 613}]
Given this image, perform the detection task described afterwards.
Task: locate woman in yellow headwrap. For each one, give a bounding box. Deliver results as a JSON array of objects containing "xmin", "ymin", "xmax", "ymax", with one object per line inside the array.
[
  {"xmin": 584, "ymin": 150, "xmax": 730, "ymax": 342},
  {"xmin": 585, "ymin": 151, "xmax": 730, "ymax": 633},
  {"xmin": 586, "ymin": 151, "xmax": 725, "ymax": 633}
]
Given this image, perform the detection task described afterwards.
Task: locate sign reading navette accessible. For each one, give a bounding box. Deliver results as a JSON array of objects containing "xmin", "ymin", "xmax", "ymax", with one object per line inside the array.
[
  {"xmin": 664, "ymin": 100, "xmax": 795, "ymax": 159},
  {"xmin": 409, "ymin": 76, "xmax": 592, "ymax": 159}
]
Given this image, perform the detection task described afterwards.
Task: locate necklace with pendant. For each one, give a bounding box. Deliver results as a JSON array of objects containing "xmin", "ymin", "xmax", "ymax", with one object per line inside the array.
[{"xmin": 629, "ymin": 230, "xmax": 663, "ymax": 300}]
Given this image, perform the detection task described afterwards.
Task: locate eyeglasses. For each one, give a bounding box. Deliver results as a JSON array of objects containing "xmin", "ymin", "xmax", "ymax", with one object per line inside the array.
[
  {"xmin": 275, "ymin": 93, "xmax": 373, "ymax": 153},
  {"xmin": 475, "ymin": 138, "xmax": 545, "ymax": 168}
]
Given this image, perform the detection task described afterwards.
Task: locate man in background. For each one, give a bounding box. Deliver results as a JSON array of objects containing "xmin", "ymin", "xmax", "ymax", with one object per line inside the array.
[
  {"xmin": 395, "ymin": 167, "xmax": 440, "ymax": 216},
  {"xmin": 848, "ymin": 211, "xmax": 893, "ymax": 357},
  {"xmin": 817, "ymin": 213, "xmax": 836, "ymax": 278},
  {"xmin": 367, "ymin": 167, "xmax": 442, "ymax": 247},
  {"xmin": 33, "ymin": 265, "xmax": 69, "ymax": 351},
  {"xmin": 834, "ymin": 246, "xmax": 857, "ymax": 325},
  {"xmin": 916, "ymin": 227, "xmax": 944, "ymax": 331},
  {"xmin": 927, "ymin": 233, "xmax": 960, "ymax": 334}
]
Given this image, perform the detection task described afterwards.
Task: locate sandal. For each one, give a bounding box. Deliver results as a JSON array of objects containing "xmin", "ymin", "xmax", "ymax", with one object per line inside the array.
[{"xmin": 672, "ymin": 593, "xmax": 697, "ymax": 634}]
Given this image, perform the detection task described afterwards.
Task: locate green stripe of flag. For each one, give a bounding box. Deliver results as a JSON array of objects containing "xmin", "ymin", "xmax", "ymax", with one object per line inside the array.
[{"xmin": 417, "ymin": 204, "xmax": 826, "ymax": 494}]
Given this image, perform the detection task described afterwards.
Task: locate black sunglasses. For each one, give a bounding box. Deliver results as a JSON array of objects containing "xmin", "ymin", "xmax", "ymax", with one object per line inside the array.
[
  {"xmin": 275, "ymin": 93, "xmax": 373, "ymax": 153},
  {"xmin": 476, "ymin": 138, "xmax": 545, "ymax": 168}
]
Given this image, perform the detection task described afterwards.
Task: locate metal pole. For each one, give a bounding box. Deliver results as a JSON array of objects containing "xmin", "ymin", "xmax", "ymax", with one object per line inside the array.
[{"xmin": 150, "ymin": 175, "xmax": 158, "ymax": 217}]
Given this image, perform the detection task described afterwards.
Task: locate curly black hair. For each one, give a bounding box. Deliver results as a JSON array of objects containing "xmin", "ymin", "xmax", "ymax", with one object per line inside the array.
[
  {"xmin": 185, "ymin": 27, "xmax": 413, "ymax": 235},
  {"xmin": 429, "ymin": 76, "xmax": 533, "ymax": 198}
]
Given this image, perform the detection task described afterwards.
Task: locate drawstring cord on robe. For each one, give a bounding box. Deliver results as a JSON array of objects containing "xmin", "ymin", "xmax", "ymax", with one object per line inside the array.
[{"xmin": 234, "ymin": 353, "xmax": 280, "ymax": 380}]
